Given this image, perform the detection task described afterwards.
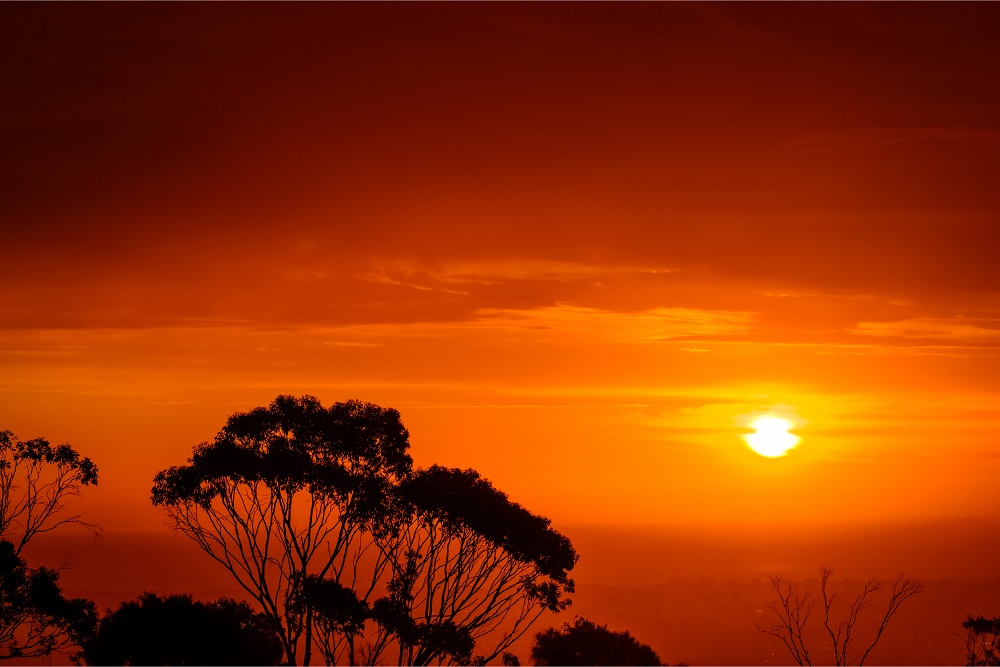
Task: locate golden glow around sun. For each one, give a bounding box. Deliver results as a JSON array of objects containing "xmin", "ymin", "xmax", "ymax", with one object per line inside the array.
[{"xmin": 744, "ymin": 415, "xmax": 800, "ymax": 458}]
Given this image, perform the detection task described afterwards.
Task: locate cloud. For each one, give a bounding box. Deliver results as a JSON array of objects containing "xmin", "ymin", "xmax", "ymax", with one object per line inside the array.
[
  {"xmin": 362, "ymin": 260, "xmax": 675, "ymax": 287},
  {"xmin": 850, "ymin": 318, "xmax": 1000, "ymax": 344},
  {"xmin": 322, "ymin": 341, "xmax": 382, "ymax": 347},
  {"xmin": 468, "ymin": 305, "xmax": 756, "ymax": 342}
]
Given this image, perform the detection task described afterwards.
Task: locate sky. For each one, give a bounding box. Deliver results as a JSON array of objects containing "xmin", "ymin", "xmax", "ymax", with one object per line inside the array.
[{"xmin": 3, "ymin": 3, "xmax": 1000, "ymax": 663}]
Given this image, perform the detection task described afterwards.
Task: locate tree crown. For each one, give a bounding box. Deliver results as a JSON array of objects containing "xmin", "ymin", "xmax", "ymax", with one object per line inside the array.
[
  {"xmin": 531, "ymin": 617, "xmax": 662, "ymax": 666},
  {"xmin": 399, "ymin": 465, "xmax": 578, "ymax": 584},
  {"xmin": 151, "ymin": 395, "xmax": 413, "ymax": 519}
]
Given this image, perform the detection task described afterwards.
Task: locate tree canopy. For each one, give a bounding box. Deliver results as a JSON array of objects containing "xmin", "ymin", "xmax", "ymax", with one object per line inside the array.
[
  {"xmin": 371, "ymin": 465, "xmax": 576, "ymax": 665},
  {"xmin": 962, "ymin": 615, "xmax": 1000, "ymax": 666},
  {"xmin": 531, "ymin": 617, "xmax": 663, "ymax": 666},
  {"xmin": 0, "ymin": 540, "xmax": 97, "ymax": 661},
  {"xmin": 81, "ymin": 593, "xmax": 283, "ymax": 666},
  {"xmin": 151, "ymin": 395, "xmax": 577, "ymax": 666},
  {"xmin": 0, "ymin": 430, "xmax": 99, "ymax": 555},
  {"xmin": 151, "ymin": 395, "xmax": 413, "ymax": 665}
]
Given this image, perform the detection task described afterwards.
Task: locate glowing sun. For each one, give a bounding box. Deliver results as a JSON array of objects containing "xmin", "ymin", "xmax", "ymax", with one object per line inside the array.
[{"xmin": 744, "ymin": 415, "xmax": 800, "ymax": 458}]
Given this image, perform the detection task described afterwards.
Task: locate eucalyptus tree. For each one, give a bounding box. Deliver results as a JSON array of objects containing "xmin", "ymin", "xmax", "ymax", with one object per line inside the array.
[
  {"xmin": 0, "ymin": 430, "xmax": 100, "ymax": 555},
  {"xmin": 0, "ymin": 430, "xmax": 99, "ymax": 661},
  {"xmin": 151, "ymin": 395, "xmax": 412, "ymax": 666},
  {"xmin": 0, "ymin": 540, "xmax": 97, "ymax": 661}
]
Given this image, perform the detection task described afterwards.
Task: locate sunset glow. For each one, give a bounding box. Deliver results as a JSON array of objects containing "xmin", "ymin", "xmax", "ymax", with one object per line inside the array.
[{"xmin": 4, "ymin": 3, "xmax": 1000, "ymax": 665}]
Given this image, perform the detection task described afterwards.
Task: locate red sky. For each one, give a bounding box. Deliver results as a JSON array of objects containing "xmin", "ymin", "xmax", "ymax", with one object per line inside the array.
[{"xmin": 4, "ymin": 4, "xmax": 1000, "ymax": 664}]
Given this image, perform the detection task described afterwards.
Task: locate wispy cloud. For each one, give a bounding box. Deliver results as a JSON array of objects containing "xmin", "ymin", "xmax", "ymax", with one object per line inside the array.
[
  {"xmin": 850, "ymin": 317, "xmax": 1000, "ymax": 344},
  {"xmin": 468, "ymin": 305, "xmax": 755, "ymax": 342},
  {"xmin": 361, "ymin": 259, "xmax": 675, "ymax": 288}
]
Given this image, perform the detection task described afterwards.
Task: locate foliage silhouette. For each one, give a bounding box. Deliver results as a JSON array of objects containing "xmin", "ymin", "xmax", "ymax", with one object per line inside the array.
[
  {"xmin": 291, "ymin": 575, "xmax": 371, "ymax": 666},
  {"xmin": 0, "ymin": 540, "xmax": 97, "ymax": 662},
  {"xmin": 530, "ymin": 616, "xmax": 662, "ymax": 666},
  {"xmin": 151, "ymin": 395, "xmax": 576, "ymax": 666},
  {"xmin": 962, "ymin": 615, "xmax": 1000, "ymax": 665},
  {"xmin": 81, "ymin": 592, "xmax": 283, "ymax": 665},
  {"xmin": 759, "ymin": 566, "xmax": 923, "ymax": 665},
  {"xmin": 363, "ymin": 465, "xmax": 576, "ymax": 665},
  {"xmin": 0, "ymin": 430, "xmax": 100, "ymax": 555},
  {"xmin": 0, "ymin": 430, "xmax": 99, "ymax": 661},
  {"xmin": 151, "ymin": 395, "xmax": 412, "ymax": 665}
]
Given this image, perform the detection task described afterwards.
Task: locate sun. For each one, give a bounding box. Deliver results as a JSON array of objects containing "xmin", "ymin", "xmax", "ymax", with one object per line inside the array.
[{"xmin": 744, "ymin": 415, "xmax": 800, "ymax": 458}]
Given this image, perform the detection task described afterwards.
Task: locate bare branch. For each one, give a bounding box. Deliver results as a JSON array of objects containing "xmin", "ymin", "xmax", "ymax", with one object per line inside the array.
[
  {"xmin": 757, "ymin": 575, "xmax": 813, "ymax": 666},
  {"xmin": 760, "ymin": 567, "xmax": 923, "ymax": 667},
  {"xmin": 857, "ymin": 574, "xmax": 923, "ymax": 666}
]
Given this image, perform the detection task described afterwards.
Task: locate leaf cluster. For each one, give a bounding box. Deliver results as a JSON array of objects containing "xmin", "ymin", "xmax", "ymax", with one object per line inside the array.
[
  {"xmin": 0, "ymin": 431, "xmax": 98, "ymax": 486},
  {"xmin": 151, "ymin": 395, "xmax": 412, "ymax": 521},
  {"xmin": 292, "ymin": 576, "xmax": 369, "ymax": 638},
  {"xmin": 963, "ymin": 615, "xmax": 1000, "ymax": 666},
  {"xmin": 399, "ymin": 466, "xmax": 578, "ymax": 584},
  {"xmin": 0, "ymin": 539, "xmax": 97, "ymax": 661}
]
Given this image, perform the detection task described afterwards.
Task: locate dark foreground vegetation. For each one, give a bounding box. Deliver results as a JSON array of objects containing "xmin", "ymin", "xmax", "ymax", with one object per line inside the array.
[
  {"xmin": 531, "ymin": 617, "xmax": 662, "ymax": 666},
  {"xmin": 0, "ymin": 397, "xmax": 964, "ymax": 665}
]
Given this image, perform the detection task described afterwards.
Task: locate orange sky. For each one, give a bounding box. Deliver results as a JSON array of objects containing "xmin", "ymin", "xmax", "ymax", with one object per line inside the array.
[{"xmin": 3, "ymin": 4, "xmax": 1000, "ymax": 662}]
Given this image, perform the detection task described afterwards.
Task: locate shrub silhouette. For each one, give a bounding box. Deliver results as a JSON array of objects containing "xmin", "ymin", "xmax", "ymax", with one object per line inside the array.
[
  {"xmin": 531, "ymin": 617, "xmax": 662, "ymax": 666},
  {"xmin": 81, "ymin": 593, "xmax": 283, "ymax": 665}
]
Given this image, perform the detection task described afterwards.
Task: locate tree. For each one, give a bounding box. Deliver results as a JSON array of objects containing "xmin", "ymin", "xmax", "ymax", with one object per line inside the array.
[
  {"xmin": 962, "ymin": 615, "xmax": 1000, "ymax": 666},
  {"xmin": 151, "ymin": 397, "xmax": 578, "ymax": 666},
  {"xmin": 361, "ymin": 466, "xmax": 576, "ymax": 666},
  {"xmin": 759, "ymin": 566, "xmax": 923, "ymax": 666},
  {"xmin": 0, "ymin": 430, "xmax": 100, "ymax": 661},
  {"xmin": 151, "ymin": 395, "xmax": 413, "ymax": 666},
  {"xmin": 80, "ymin": 592, "xmax": 283, "ymax": 665},
  {"xmin": 0, "ymin": 430, "xmax": 100, "ymax": 556},
  {"xmin": 531, "ymin": 617, "xmax": 662, "ymax": 666},
  {"xmin": 0, "ymin": 540, "xmax": 97, "ymax": 661}
]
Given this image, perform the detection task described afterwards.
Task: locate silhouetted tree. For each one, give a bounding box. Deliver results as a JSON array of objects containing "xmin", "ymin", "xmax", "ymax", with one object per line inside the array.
[
  {"xmin": 0, "ymin": 540, "xmax": 96, "ymax": 661},
  {"xmin": 0, "ymin": 430, "xmax": 99, "ymax": 661},
  {"xmin": 362, "ymin": 466, "xmax": 576, "ymax": 666},
  {"xmin": 81, "ymin": 593, "xmax": 283, "ymax": 665},
  {"xmin": 0, "ymin": 430, "xmax": 100, "ymax": 555},
  {"xmin": 759, "ymin": 566, "xmax": 923, "ymax": 666},
  {"xmin": 152, "ymin": 397, "xmax": 578, "ymax": 666},
  {"xmin": 531, "ymin": 617, "xmax": 662, "ymax": 666},
  {"xmin": 151, "ymin": 395, "xmax": 412, "ymax": 666},
  {"xmin": 962, "ymin": 615, "xmax": 1000, "ymax": 666}
]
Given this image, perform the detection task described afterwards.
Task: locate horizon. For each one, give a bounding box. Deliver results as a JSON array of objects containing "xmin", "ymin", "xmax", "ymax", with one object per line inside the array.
[{"xmin": 21, "ymin": 519, "xmax": 1000, "ymax": 665}]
